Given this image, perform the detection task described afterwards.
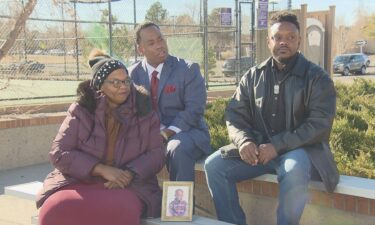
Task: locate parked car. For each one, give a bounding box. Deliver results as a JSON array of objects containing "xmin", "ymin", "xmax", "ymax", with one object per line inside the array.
[
  {"xmin": 18, "ymin": 60, "xmax": 45, "ymax": 75},
  {"xmin": 363, "ymin": 54, "xmax": 371, "ymax": 67},
  {"xmin": 124, "ymin": 56, "xmax": 142, "ymax": 67},
  {"xmin": 0, "ymin": 60, "xmax": 44, "ymax": 76},
  {"xmin": 0, "ymin": 63, "xmax": 18, "ymax": 74},
  {"xmin": 333, "ymin": 53, "xmax": 368, "ymax": 76},
  {"xmin": 67, "ymin": 49, "xmax": 82, "ymax": 56},
  {"xmin": 222, "ymin": 56, "xmax": 252, "ymax": 77},
  {"xmin": 49, "ymin": 49, "xmax": 65, "ymax": 56}
]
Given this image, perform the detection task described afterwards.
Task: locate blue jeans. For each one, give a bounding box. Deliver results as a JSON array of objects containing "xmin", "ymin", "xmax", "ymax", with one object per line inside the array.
[{"xmin": 204, "ymin": 147, "xmax": 311, "ymax": 225}]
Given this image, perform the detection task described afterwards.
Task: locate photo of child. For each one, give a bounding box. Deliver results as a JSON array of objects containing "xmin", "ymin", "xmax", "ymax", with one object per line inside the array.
[
  {"xmin": 161, "ymin": 181, "xmax": 193, "ymax": 221},
  {"xmin": 168, "ymin": 188, "xmax": 188, "ymax": 217}
]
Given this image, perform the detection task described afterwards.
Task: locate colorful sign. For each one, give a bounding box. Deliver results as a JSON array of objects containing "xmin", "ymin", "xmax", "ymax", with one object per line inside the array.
[{"xmin": 258, "ymin": 0, "xmax": 269, "ymax": 29}]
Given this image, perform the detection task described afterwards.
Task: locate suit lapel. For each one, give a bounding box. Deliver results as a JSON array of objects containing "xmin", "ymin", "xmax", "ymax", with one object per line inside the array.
[
  {"xmin": 158, "ymin": 56, "xmax": 174, "ymax": 99},
  {"xmin": 140, "ymin": 59, "xmax": 151, "ymax": 89}
]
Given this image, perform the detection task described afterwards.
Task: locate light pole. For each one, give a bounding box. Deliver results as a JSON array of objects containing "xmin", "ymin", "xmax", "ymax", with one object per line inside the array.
[
  {"xmin": 107, "ymin": 0, "xmax": 113, "ymax": 56},
  {"xmin": 170, "ymin": 15, "xmax": 177, "ymax": 33},
  {"xmin": 21, "ymin": 0, "xmax": 27, "ymax": 61},
  {"xmin": 61, "ymin": 0, "xmax": 67, "ymax": 73},
  {"xmin": 288, "ymin": 0, "xmax": 292, "ymax": 10},
  {"xmin": 269, "ymin": 0, "xmax": 278, "ymax": 11},
  {"xmin": 133, "ymin": 0, "xmax": 137, "ymax": 60}
]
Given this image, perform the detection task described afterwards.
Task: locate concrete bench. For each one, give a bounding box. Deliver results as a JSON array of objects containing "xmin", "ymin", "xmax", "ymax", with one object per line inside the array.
[
  {"xmin": 194, "ymin": 159, "xmax": 375, "ymax": 200},
  {"xmin": 4, "ymin": 160, "xmax": 375, "ymax": 225},
  {"xmin": 4, "ymin": 181, "xmax": 233, "ymax": 225}
]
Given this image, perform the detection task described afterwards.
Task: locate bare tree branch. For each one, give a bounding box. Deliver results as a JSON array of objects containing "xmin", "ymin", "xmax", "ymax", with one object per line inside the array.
[{"xmin": 0, "ymin": 0, "xmax": 37, "ymax": 62}]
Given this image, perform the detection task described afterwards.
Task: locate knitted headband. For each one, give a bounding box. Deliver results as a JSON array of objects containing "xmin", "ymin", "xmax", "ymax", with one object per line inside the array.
[{"xmin": 89, "ymin": 56, "xmax": 128, "ymax": 91}]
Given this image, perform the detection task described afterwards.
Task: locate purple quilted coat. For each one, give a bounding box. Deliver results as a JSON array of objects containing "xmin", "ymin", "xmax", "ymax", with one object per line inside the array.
[{"xmin": 36, "ymin": 85, "xmax": 165, "ymax": 218}]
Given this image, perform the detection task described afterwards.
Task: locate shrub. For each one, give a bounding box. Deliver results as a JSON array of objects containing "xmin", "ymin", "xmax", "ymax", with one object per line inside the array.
[
  {"xmin": 205, "ymin": 98, "xmax": 230, "ymax": 150},
  {"xmin": 205, "ymin": 78, "xmax": 375, "ymax": 178}
]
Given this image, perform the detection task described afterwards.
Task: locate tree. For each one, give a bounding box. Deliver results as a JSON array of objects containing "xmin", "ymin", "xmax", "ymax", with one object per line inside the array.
[
  {"xmin": 84, "ymin": 9, "xmax": 132, "ymax": 60},
  {"xmin": 100, "ymin": 9, "xmax": 118, "ymax": 23},
  {"xmin": 342, "ymin": 10, "xmax": 370, "ymax": 53},
  {"xmin": 207, "ymin": 8, "xmax": 234, "ymax": 58},
  {"xmin": 184, "ymin": 2, "xmax": 200, "ymax": 23},
  {"xmin": 0, "ymin": 0, "xmax": 37, "ymax": 61},
  {"xmin": 363, "ymin": 14, "xmax": 375, "ymax": 38},
  {"xmin": 145, "ymin": 1, "xmax": 167, "ymax": 24}
]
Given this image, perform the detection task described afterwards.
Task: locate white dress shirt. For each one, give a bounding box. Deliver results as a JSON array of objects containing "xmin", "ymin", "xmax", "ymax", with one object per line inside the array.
[{"xmin": 145, "ymin": 61, "xmax": 181, "ymax": 134}]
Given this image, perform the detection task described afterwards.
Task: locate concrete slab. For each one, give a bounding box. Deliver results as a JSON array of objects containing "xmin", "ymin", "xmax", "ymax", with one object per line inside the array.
[
  {"xmin": 142, "ymin": 216, "xmax": 234, "ymax": 225},
  {"xmin": 5, "ymin": 181, "xmax": 43, "ymax": 201},
  {"xmin": 0, "ymin": 163, "xmax": 51, "ymax": 195},
  {"xmin": 0, "ymin": 163, "xmax": 50, "ymax": 225}
]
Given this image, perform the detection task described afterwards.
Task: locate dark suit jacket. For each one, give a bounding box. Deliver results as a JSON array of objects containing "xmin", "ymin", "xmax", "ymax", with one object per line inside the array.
[
  {"xmin": 225, "ymin": 53, "xmax": 339, "ymax": 192},
  {"xmin": 129, "ymin": 55, "xmax": 211, "ymax": 154}
]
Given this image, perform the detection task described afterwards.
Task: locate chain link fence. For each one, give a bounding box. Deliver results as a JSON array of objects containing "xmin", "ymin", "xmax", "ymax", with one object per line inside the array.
[{"xmin": 0, "ymin": 0, "xmax": 256, "ymax": 106}]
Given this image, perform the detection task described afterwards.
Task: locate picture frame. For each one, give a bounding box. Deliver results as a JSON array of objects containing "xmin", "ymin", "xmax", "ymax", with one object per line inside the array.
[{"xmin": 161, "ymin": 181, "xmax": 194, "ymax": 221}]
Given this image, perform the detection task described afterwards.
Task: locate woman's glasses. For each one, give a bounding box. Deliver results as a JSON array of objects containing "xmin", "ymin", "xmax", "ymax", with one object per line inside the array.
[{"xmin": 104, "ymin": 79, "xmax": 132, "ymax": 88}]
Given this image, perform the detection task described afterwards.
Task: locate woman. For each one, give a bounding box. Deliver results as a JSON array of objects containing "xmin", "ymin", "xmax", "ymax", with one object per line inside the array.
[{"xmin": 36, "ymin": 49, "xmax": 165, "ymax": 225}]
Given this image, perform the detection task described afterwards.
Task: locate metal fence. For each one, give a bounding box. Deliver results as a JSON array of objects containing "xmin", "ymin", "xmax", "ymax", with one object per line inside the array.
[{"xmin": 0, "ymin": 0, "xmax": 257, "ymax": 104}]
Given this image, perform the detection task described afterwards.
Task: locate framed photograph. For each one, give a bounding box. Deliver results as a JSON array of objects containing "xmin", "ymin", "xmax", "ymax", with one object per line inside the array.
[{"xmin": 161, "ymin": 181, "xmax": 194, "ymax": 221}]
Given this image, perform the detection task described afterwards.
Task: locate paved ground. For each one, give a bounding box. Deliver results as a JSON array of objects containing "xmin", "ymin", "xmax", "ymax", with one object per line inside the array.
[
  {"xmin": 0, "ymin": 78, "xmax": 236, "ymax": 108},
  {"xmin": 0, "ymin": 163, "xmax": 51, "ymax": 225}
]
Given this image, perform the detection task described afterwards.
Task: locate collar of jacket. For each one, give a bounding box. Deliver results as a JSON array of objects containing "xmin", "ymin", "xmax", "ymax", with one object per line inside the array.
[
  {"xmin": 140, "ymin": 54, "xmax": 175, "ymax": 71},
  {"xmin": 116, "ymin": 84, "xmax": 152, "ymax": 119},
  {"xmin": 256, "ymin": 52, "xmax": 309, "ymax": 78}
]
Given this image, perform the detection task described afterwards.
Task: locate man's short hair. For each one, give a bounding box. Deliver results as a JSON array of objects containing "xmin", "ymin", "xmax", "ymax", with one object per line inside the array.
[
  {"xmin": 135, "ymin": 21, "xmax": 160, "ymax": 44},
  {"xmin": 269, "ymin": 11, "xmax": 300, "ymax": 32}
]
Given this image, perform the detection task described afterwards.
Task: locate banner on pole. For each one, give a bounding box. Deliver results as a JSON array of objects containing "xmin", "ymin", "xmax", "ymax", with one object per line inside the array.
[
  {"xmin": 258, "ymin": 0, "xmax": 269, "ymax": 29},
  {"xmin": 220, "ymin": 8, "xmax": 232, "ymax": 26}
]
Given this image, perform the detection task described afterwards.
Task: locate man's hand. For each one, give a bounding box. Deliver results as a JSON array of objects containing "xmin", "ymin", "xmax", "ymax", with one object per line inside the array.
[
  {"xmin": 258, "ymin": 143, "xmax": 278, "ymax": 164},
  {"xmin": 92, "ymin": 164, "xmax": 134, "ymax": 189},
  {"xmin": 239, "ymin": 141, "xmax": 259, "ymax": 165}
]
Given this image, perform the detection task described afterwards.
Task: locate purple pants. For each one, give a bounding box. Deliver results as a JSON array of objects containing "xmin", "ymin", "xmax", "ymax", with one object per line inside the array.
[{"xmin": 39, "ymin": 182, "xmax": 144, "ymax": 225}]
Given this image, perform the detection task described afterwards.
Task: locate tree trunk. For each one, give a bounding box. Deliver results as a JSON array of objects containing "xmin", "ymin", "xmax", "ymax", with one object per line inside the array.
[{"xmin": 0, "ymin": 0, "xmax": 37, "ymax": 62}]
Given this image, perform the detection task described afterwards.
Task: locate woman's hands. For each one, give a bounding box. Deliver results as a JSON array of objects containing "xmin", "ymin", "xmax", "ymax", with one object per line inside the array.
[{"xmin": 92, "ymin": 164, "xmax": 134, "ymax": 189}]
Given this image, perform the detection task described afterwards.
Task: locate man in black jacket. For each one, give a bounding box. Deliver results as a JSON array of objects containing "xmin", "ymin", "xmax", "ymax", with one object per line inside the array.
[{"xmin": 204, "ymin": 11, "xmax": 338, "ymax": 225}]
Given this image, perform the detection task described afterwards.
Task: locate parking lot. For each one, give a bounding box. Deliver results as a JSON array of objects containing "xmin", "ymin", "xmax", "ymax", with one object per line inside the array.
[{"xmin": 332, "ymin": 54, "xmax": 375, "ymax": 83}]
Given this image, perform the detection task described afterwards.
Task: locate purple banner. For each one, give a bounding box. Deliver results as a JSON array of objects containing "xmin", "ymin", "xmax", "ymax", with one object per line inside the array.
[
  {"xmin": 258, "ymin": 0, "xmax": 269, "ymax": 29},
  {"xmin": 220, "ymin": 8, "xmax": 232, "ymax": 26}
]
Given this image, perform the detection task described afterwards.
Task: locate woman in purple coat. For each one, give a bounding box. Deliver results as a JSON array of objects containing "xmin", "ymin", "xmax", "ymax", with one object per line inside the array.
[{"xmin": 36, "ymin": 49, "xmax": 165, "ymax": 225}]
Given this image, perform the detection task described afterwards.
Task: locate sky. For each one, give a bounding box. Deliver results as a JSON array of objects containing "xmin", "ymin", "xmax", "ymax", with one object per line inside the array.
[
  {"xmin": 65, "ymin": 0, "xmax": 375, "ymax": 27},
  {"xmin": 3, "ymin": 0, "xmax": 373, "ymax": 27}
]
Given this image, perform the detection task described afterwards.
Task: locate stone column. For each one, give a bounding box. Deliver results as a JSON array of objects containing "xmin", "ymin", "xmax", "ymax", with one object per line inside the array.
[
  {"xmin": 326, "ymin": 5, "xmax": 336, "ymax": 76},
  {"xmin": 300, "ymin": 4, "xmax": 308, "ymax": 54}
]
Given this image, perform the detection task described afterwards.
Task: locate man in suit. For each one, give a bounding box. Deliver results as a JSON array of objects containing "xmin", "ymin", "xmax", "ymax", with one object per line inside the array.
[
  {"xmin": 204, "ymin": 11, "xmax": 339, "ymax": 225},
  {"xmin": 128, "ymin": 22, "xmax": 211, "ymax": 182}
]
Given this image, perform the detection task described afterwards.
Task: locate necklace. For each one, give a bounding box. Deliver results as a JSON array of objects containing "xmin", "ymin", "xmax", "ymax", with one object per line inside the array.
[{"xmin": 272, "ymin": 67, "xmax": 290, "ymax": 95}]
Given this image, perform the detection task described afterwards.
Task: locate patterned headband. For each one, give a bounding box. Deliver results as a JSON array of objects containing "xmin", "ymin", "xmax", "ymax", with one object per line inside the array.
[{"xmin": 90, "ymin": 59, "xmax": 127, "ymax": 90}]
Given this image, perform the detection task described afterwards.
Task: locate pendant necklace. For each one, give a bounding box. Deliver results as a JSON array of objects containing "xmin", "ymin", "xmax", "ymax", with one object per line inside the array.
[{"xmin": 272, "ymin": 67, "xmax": 290, "ymax": 95}]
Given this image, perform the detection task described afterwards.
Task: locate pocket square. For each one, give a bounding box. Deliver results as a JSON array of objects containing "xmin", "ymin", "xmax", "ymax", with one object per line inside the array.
[{"xmin": 164, "ymin": 85, "xmax": 176, "ymax": 94}]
